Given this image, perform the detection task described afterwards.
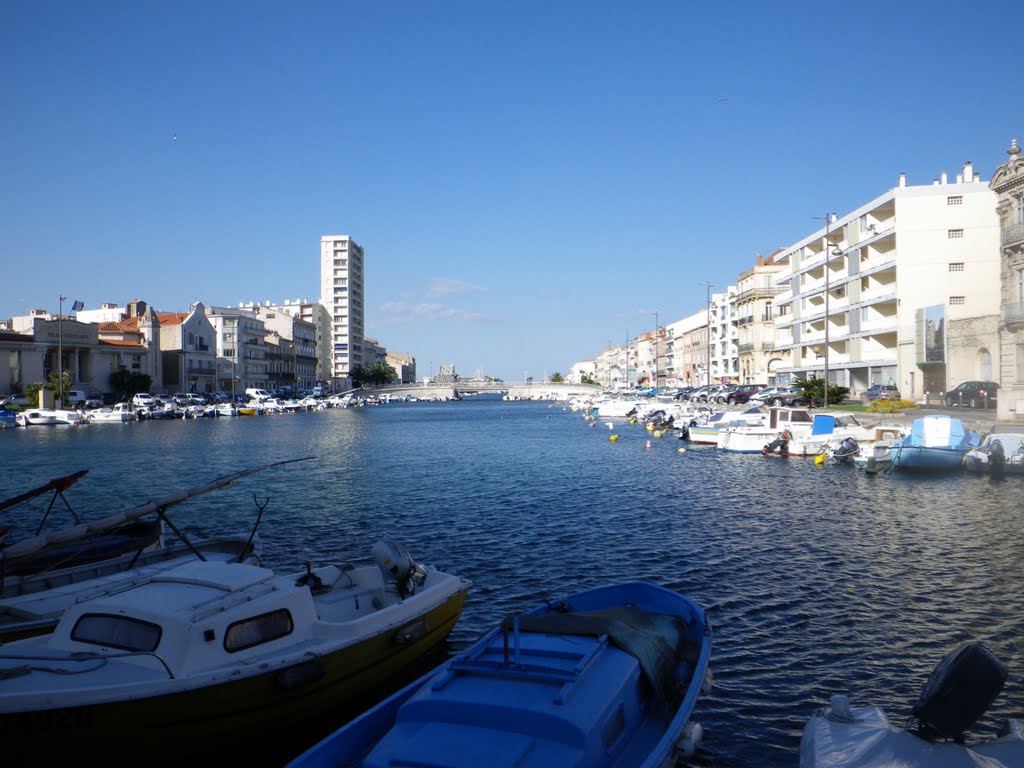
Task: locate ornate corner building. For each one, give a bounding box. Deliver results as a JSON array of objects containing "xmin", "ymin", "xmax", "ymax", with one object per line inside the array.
[{"xmin": 992, "ymin": 139, "xmax": 1024, "ymax": 419}]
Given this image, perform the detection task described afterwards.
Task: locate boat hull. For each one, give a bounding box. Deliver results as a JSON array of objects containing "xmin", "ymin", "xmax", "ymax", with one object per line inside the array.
[
  {"xmin": 888, "ymin": 445, "xmax": 968, "ymax": 472},
  {"xmin": 290, "ymin": 581, "xmax": 711, "ymax": 768},
  {"xmin": 0, "ymin": 587, "xmax": 468, "ymax": 763}
]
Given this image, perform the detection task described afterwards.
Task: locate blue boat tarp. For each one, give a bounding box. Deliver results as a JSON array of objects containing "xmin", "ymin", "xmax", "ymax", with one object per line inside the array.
[
  {"xmin": 903, "ymin": 415, "xmax": 978, "ymax": 449},
  {"xmin": 811, "ymin": 414, "xmax": 840, "ymax": 436}
]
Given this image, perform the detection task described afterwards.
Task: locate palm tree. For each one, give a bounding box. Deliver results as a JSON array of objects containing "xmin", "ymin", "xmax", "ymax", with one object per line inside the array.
[{"xmin": 364, "ymin": 362, "xmax": 398, "ymax": 387}]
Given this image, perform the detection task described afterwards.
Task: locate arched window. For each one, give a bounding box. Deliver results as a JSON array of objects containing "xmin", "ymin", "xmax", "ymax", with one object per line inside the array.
[{"xmin": 980, "ymin": 349, "xmax": 993, "ymax": 381}]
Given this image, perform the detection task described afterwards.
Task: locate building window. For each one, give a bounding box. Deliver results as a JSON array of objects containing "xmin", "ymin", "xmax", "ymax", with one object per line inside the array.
[
  {"xmin": 1018, "ymin": 269, "xmax": 1024, "ymax": 303},
  {"xmin": 948, "ymin": 229, "xmax": 964, "ymax": 239},
  {"xmin": 1018, "ymin": 345, "xmax": 1024, "ymax": 383},
  {"xmin": 950, "ymin": 296, "xmax": 965, "ymax": 306},
  {"xmin": 947, "ymin": 195, "xmax": 963, "ymax": 206},
  {"xmin": 948, "ymin": 262, "xmax": 964, "ymax": 272},
  {"xmin": 1018, "ymin": 197, "xmax": 1024, "ymax": 225}
]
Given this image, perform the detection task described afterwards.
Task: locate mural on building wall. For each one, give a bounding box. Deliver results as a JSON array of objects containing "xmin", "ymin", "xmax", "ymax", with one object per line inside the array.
[{"xmin": 923, "ymin": 304, "xmax": 946, "ymax": 364}]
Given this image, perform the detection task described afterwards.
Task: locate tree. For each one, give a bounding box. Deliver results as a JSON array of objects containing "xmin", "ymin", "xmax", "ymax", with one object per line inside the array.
[
  {"xmin": 109, "ymin": 368, "xmax": 152, "ymax": 401},
  {"xmin": 46, "ymin": 370, "xmax": 72, "ymax": 396},
  {"xmin": 793, "ymin": 377, "xmax": 849, "ymax": 406},
  {"xmin": 549, "ymin": 372, "xmax": 565, "ymax": 383},
  {"xmin": 365, "ymin": 362, "xmax": 398, "ymax": 387},
  {"xmin": 349, "ymin": 365, "xmax": 367, "ymax": 387},
  {"xmin": 580, "ymin": 372, "xmax": 599, "ymax": 386}
]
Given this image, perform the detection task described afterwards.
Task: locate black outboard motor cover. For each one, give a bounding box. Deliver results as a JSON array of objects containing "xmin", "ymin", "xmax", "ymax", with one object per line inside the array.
[
  {"xmin": 911, "ymin": 641, "xmax": 1007, "ymax": 740},
  {"xmin": 989, "ymin": 439, "xmax": 1006, "ymax": 465}
]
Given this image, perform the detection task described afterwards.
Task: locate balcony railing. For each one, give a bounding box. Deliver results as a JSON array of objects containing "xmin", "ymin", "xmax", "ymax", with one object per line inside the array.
[
  {"xmin": 1004, "ymin": 301, "xmax": 1024, "ymax": 327},
  {"xmin": 1002, "ymin": 221, "xmax": 1024, "ymax": 247}
]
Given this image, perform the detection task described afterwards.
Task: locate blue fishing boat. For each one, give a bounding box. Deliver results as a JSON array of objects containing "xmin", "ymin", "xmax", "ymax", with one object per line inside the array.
[
  {"xmin": 888, "ymin": 414, "xmax": 980, "ymax": 472},
  {"xmin": 289, "ymin": 581, "xmax": 712, "ymax": 768}
]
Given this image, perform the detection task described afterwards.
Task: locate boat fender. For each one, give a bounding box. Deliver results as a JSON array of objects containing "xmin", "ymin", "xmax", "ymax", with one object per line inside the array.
[
  {"xmin": 609, "ymin": 434, "xmax": 619, "ymax": 442},
  {"xmin": 701, "ymin": 667, "xmax": 713, "ymax": 695},
  {"xmin": 277, "ymin": 657, "xmax": 326, "ymax": 690},
  {"xmin": 990, "ymin": 439, "xmax": 1006, "ymax": 465},
  {"xmin": 678, "ymin": 447, "xmax": 686, "ymax": 453},
  {"xmin": 676, "ymin": 721, "xmax": 703, "ymax": 758}
]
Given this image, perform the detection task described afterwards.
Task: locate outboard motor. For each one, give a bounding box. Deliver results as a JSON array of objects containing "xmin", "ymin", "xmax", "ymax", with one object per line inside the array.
[
  {"xmin": 763, "ymin": 430, "xmax": 791, "ymax": 456},
  {"xmin": 833, "ymin": 436, "xmax": 860, "ymax": 462},
  {"xmin": 910, "ymin": 641, "xmax": 1007, "ymax": 741},
  {"xmin": 989, "ymin": 439, "xmax": 1006, "ymax": 466},
  {"xmin": 373, "ymin": 540, "xmax": 427, "ymax": 598}
]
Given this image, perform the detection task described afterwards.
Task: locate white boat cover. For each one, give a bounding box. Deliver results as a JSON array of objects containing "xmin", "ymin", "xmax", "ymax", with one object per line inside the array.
[{"xmin": 801, "ymin": 703, "xmax": 1024, "ymax": 767}]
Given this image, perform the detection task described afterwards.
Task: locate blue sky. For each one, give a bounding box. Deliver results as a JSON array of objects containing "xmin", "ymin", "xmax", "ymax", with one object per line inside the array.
[{"xmin": 2, "ymin": 1, "xmax": 1020, "ymax": 381}]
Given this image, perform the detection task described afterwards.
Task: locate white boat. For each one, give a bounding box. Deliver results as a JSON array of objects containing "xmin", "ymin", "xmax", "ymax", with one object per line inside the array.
[
  {"xmin": 963, "ymin": 423, "xmax": 1024, "ymax": 475},
  {"xmin": 14, "ymin": 408, "xmax": 59, "ymax": 426},
  {"xmin": 686, "ymin": 406, "xmax": 767, "ymax": 446},
  {"xmin": 786, "ymin": 415, "xmax": 904, "ymax": 458},
  {"xmin": 595, "ymin": 397, "xmax": 645, "ymax": 418},
  {"xmin": 86, "ymin": 402, "xmax": 136, "ymax": 423},
  {"xmin": 718, "ymin": 406, "xmax": 816, "ymax": 454},
  {"xmin": 0, "ymin": 542, "xmax": 470, "ymax": 762},
  {"xmin": 53, "ymin": 408, "xmax": 87, "ymax": 425},
  {"xmin": 214, "ymin": 403, "xmax": 240, "ymax": 417},
  {"xmin": 801, "ymin": 641, "xmax": 1024, "ymax": 767}
]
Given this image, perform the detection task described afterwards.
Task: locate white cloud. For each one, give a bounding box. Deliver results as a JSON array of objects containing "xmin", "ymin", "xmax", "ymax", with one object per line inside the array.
[
  {"xmin": 425, "ymin": 278, "xmax": 488, "ymax": 299},
  {"xmin": 378, "ymin": 301, "xmax": 486, "ymax": 324}
]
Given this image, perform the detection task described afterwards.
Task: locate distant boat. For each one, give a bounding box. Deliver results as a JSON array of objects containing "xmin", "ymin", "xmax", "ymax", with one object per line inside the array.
[
  {"xmin": 289, "ymin": 580, "xmax": 712, "ymax": 768},
  {"xmin": 888, "ymin": 414, "xmax": 980, "ymax": 472}
]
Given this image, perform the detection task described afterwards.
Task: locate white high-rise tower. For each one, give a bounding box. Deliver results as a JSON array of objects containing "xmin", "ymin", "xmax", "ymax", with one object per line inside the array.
[{"xmin": 320, "ymin": 235, "xmax": 365, "ymax": 385}]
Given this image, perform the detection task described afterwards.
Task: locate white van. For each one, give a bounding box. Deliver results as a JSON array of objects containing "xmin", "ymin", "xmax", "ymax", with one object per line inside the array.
[
  {"xmin": 245, "ymin": 388, "xmax": 271, "ymax": 402},
  {"xmin": 65, "ymin": 390, "xmax": 87, "ymax": 406}
]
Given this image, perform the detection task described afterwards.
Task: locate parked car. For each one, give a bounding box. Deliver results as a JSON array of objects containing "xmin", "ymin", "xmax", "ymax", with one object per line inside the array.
[
  {"xmin": 1, "ymin": 394, "xmax": 30, "ymax": 407},
  {"xmin": 714, "ymin": 386, "xmax": 739, "ymax": 404},
  {"xmin": 866, "ymin": 384, "xmax": 900, "ymax": 401},
  {"xmin": 944, "ymin": 381, "xmax": 998, "ymax": 408},
  {"xmin": 84, "ymin": 393, "xmax": 104, "ymax": 408},
  {"xmin": 727, "ymin": 384, "xmax": 766, "ymax": 405},
  {"xmin": 760, "ymin": 385, "xmax": 804, "ymax": 407},
  {"xmin": 132, "ymin": 393, "xmax": 156, "ymax": 409},
  {"xmin": 64, "ymin": 390, "xmax": 87, "ymax": 406},
  {"xmin": 749, "ymin": 386, "xmax": 788, "ymax": 404}
]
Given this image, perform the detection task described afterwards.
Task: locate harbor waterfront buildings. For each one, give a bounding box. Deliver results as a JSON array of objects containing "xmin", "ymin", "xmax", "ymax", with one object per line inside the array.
[
  {"xmin": 1, "ymin": 233, "xmax": 407, "ymax": 401},
  {"xmin": 576, "ymin": 151, "xmax": 1011, "ymax": 407}
]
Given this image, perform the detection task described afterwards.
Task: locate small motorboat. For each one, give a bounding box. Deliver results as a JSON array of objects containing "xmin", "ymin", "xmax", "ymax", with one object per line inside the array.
[
  {"xmin": 963, "ymin": 423, "xmax": 1024, "ymax": 475},
  {"xmin": 289, "ymin": 581, "xmax": 712, "ymax": 768},
  {"xmin": 801, "ymin": 641, "xmax": 1024, "ymax": 767},
  {"xmin": 889, "ymin": 414, "xmax": 980, "ymax": 472},
  {"xmin": 14, "ymin": 408, "xmax": 59, "ymax": 426},
  {"xmin": 86, "ymin": 402, "xmax": 136, "ymax": 423},
  {"xmin": 0, "ymin": 541, "xmax": 470, "ymax": 764}
]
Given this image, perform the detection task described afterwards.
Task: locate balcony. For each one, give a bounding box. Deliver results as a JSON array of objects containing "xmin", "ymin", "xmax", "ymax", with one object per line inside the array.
[
  {"xmin": 1002, "ymin": 221, "xmax": 1024, "ymax": 247},
  {"xmin": 1004, "ymin": 301, "xmax": 1024, "ymax": 329}
]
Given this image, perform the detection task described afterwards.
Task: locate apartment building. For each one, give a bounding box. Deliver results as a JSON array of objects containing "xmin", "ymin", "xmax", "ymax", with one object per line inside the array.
[
  {"xmin": 709, "ymin": 287, "xmax": 739, "ymax": 385},
  {"xmin": 157, "ymin": 303, "xmax": 218, "ymax": 394},
  {"xmin": 320, "ymin": 236, "xmax": 365, "ymax": 386},
  {"xmin": 206, "ymin": 306, "xmax": 270, "ymax": 394},
  {"xmin": 736, "ymin": 253, "xmax": 785, "ymax": 385},
  {"xmin": 664, "ymin": 310, "xmax": 707, "ymax": 388},
  {"xmin": 771, "ymin": 163, "xmax": 1000, "ymax": 400}
]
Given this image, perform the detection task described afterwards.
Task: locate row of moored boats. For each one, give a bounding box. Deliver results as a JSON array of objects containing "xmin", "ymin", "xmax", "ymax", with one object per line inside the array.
[{"xmin": 574, "ymin": 395, "xmax": 1023, "ymax": 475}]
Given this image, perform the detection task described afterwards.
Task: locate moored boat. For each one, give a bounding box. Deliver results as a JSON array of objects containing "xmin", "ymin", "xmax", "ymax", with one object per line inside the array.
[
  {"xmin": 14, "ymin": 408, "xmax": 59, "ymax": 426},
  {"xmin": 718, "ymin": 406, "xmax": 815, "ymax": 454},
  {"xmin": 963, "ymin": 423, "xmax": 1024, "ymax": 475},
  {"xmin": 888, "ymin": 414, "xmax": 980, "ymax": 472},
  {"xmin": 0, "ymin": 541, "xmax": 470, "ymax": 763},
  {"xmin": 288, "ymin": 580, "xmax": 712, "ymax": 768},
  {"xmin": 801, "ymin": 641, "xmax": 1023, "ymax": 767},
  {"xmin": 686, "ymin": 406, "xmax": 766, "ymax": 445},
  {"xmin": 85, "ymin": 402, "xmax": 135, "ymax": 423}
]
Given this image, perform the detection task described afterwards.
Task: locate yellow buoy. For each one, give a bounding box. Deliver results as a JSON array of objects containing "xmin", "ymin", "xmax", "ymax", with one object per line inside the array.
[
  {"xmin": 678, "ymin": 447, "xmax": 687, "ymax": 453},
  {"xmin": 653, "ymin": 430, "xmax": 664, "ymax": 438},
  {"xmin": 814, "ymin": 453, "xmax": 826, "ymax": 466},
  {"xmin": 609, "ymin": 434, "xmax": 619, "ymax": 442}
]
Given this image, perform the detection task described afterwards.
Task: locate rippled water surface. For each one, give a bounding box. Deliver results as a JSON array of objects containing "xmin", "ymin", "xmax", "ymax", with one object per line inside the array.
[{"xmin": 2, "ymin": 398, "xmax": 1022, "ymax": 766}]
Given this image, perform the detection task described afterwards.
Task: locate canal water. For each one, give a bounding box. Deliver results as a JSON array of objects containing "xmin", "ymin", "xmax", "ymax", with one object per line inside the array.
[{"xmin": 2, "ymin": 397, "xmax": 1022, "ymax": 766}]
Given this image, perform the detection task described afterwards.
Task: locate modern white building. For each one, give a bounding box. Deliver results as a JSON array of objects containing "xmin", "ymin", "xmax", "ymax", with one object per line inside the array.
[
  {"xmin": 664, "ymin": 310, "xmax": 707, "ymax": 388},
  {"xmin": 709, "ymin": 286, "xmax": 739, "ymax": 385},
  {"xmin": 320, "ymin": 236, "xmax": 365, "ymax": 386},
  {"xmin": 771, "ymin": 163, "xmax": 1000, "ymax": 400}
]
